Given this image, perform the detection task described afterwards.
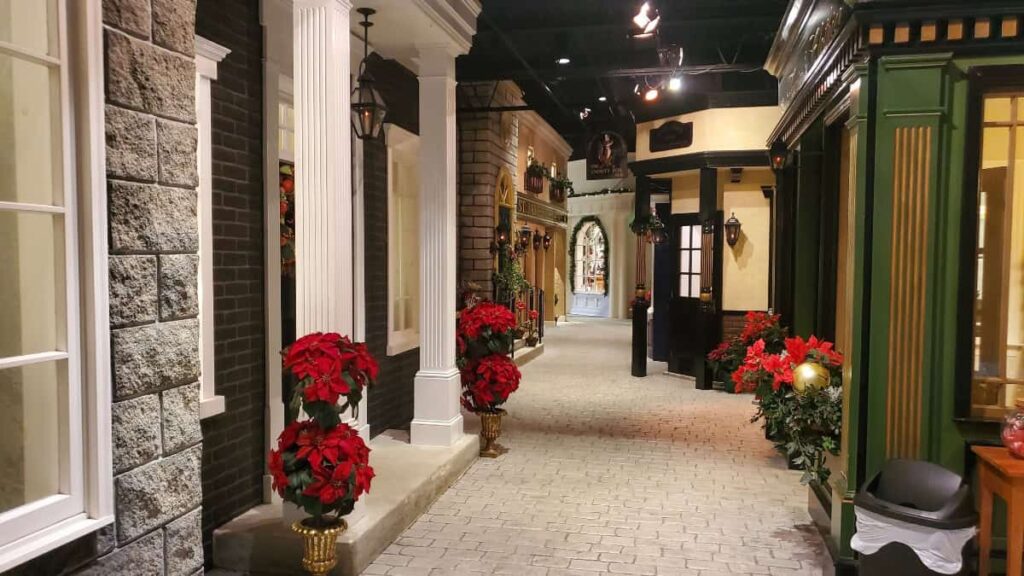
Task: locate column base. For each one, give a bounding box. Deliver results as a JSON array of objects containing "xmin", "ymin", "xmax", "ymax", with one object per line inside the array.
[{"xmin": 411, "ymin": 368, "xmax": 464, "ymax": 446}]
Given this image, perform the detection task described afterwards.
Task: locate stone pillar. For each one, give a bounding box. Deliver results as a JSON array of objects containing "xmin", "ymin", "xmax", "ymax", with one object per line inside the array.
[{"xmin": 411, "ymin": 46, "xmax": 463, "ymax": 446}]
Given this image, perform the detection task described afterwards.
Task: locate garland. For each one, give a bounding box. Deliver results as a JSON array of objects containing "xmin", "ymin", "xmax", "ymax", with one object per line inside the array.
[
  {"xmin": 568, "ymin": 215, "xmax": 610, "ymax": 296},
  {"xmin": 568, "ymin": 187, "xmax": 633, "ymax": 199}
]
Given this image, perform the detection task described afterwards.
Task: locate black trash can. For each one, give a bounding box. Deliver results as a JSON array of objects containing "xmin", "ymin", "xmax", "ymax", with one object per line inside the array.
[{"xmin": 852, "ymin": 459, "xmax": 977, "ymax": 576}]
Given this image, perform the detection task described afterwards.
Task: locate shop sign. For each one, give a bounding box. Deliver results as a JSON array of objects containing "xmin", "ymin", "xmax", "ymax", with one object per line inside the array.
[{"xmin": 586, "ymin": 131, "xmax": 628, "ymax": 180}]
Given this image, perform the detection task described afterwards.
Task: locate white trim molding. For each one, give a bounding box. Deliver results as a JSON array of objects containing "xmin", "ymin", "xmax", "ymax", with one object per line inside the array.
[{"xmin": 195, "ymin": 35, "xmax": 231, "ymax": 420}]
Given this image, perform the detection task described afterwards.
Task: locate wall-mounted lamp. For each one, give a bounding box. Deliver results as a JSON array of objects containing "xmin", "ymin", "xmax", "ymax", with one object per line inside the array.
[
  {"xmin": 532, "ymin": 230, "xmax": 543, "ymax": 251},
  {"xmin": 491, "ymin": 225, "xmax": 510, "ymax": 255},
  {"xmin": 542, "ymin": 232, "xmax": 552, "ymax": 250},
  {"xmin": 769, "ymin": 140, "xmax": 788, "ymax": 171},
  {"xmin": 724, "ymin": 212, "xmax": 742, "ymax": 247},
  {"xmin": 518, "ymin": 226, "xmax": 533, "ymax": 252},
  {"xmin": 650, "ymin": 228, "xmax": 667, "ymax": 245}
]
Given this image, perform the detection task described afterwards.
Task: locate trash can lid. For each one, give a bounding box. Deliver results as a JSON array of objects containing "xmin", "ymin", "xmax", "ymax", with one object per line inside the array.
[{"xmin": 853, "ymin": 459, "xmax": 977, "ymax": 529}]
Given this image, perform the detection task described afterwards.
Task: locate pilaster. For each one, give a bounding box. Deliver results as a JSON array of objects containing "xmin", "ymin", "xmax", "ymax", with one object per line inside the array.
[{"xmin": 411, "ymin": 45, "xmax": 464, "ymax": 446}]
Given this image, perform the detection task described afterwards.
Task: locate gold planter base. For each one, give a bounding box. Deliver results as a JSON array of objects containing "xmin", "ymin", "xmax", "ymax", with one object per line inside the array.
[
  {"xmin": 479, "ymin": 409, "xmax": 506, "ymax": 458},
  {"xmin": 292, "ymin": 518, "xmax": 347, "ymax": 576}
]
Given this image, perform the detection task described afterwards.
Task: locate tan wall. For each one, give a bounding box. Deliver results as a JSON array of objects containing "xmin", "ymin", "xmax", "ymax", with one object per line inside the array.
[
  {"xmin": 516, "ymin": 115, "xmax": 569, "ymax": 204},
  {"xmin": 668, "ymin": 168, "xmax": 772, "ymax": 312},
  {"xmin": 719, "ymin": 168, "xmax": 772, "ymax": 312},
  {"xmin": 636, "ymin": 106, "xmax": 783, "ymax": 162}
]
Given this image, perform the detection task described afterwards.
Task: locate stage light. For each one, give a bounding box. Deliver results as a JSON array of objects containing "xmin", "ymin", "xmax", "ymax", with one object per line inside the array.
[
  {"xmin": 556, "ymin": 57, "xmax": 571, "ymax": 65},
  {"xmin": 668, "ymin": 77, "xmax": 682, "ymax": 91},
  {"xmin": 644, "ymin": 87, "xmax": 659, "ymax": 101},
  {"xmin": 598, "ymin": 96, "xmax": 607, "ymax": 102},
  {"xmin": 632, "ymin": 2, "xmax": 660, "ymax": 36}
]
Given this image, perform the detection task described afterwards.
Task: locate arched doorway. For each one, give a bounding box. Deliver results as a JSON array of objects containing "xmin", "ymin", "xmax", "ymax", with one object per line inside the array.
[{"xmin": 570, "ymin": 216, "xmax": 610, "ymax": 317}]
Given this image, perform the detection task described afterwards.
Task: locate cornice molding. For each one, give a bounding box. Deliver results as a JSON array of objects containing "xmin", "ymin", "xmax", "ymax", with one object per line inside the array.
[
  {"xmin": 629, "ymin": 150, "xmax": 769, "ymax": 177},
  {"xmin": 518, "ymin": 110, "xmax": 573, "ymax": 159},
  {"xmin": 413, "ymin": 0, "xmax": 481, "ymax": 55},
  {"xmin": 195, "ymin": 36, "xmax": 231, "ymax": 63}
]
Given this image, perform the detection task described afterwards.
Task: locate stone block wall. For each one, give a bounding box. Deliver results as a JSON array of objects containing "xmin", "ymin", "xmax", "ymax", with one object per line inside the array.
[
  {"xmin": 103, "ymin": 0, "xmax": 204, "ymax": 573},
  {"xmin": 195, "ymin": 0, "xmax": 267, "ymax": 562},
  {"xmin": 457, "ymin": 81, "xmax": 522, "ymax": 296}
]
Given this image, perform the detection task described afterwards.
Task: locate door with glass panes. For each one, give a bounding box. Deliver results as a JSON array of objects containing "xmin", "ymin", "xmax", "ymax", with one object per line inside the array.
[{"xmin": 668, "ymin": 212, "xmax": 721, "ymax": 388}]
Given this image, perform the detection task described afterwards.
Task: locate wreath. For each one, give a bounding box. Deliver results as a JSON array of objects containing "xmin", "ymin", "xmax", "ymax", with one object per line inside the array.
[{"xmin": 568, "ymin": 215, "xmax": 610, "ymax": 296}]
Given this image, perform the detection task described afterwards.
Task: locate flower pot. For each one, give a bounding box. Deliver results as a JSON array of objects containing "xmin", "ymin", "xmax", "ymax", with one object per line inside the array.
[
  {"xmin": 292, "ymin": 518, "xmax": 347, "ymax": 576},
  {"xmin": 525, "ymin": 336, "xmax": 539, "ymax": 347},
  {"xmin": 479, "ymin": 409, "xmax": 506, "ymax": 458}
]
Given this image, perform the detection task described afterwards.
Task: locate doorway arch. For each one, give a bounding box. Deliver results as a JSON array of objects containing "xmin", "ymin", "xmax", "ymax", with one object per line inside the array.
[{"xmin": 570, "ymin": 216, "xmax": 610, "ymax": 316}]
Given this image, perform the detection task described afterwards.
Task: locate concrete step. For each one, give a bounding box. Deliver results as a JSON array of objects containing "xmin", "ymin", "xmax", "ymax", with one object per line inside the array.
[
  {"xmin": 513, "ymin": 341, "xmax": 544, "ymax": 367},
  {"xmin": 212, "ymin": 432, "xmax": 479, "ymax": 575}
]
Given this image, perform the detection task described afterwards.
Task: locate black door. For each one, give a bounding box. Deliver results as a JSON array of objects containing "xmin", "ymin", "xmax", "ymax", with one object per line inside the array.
[{"xmin": 668, "ymin": 212, "xmax": 722, "ymax": 388}]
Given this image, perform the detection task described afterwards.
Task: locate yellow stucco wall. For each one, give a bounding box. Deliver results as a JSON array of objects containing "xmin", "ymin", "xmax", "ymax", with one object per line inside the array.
[
  {"xmin": 636, "ymin": 106, "xmax": 783, "ymax": 161},
  {"xmin": 668, "ymin": 168, "xmax": 772, "ymax": 312}
]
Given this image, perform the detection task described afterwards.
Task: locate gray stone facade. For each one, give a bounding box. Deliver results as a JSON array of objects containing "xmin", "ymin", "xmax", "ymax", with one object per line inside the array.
[
  {"xmin": 457, "ymin": 81, "xmax": 522, "ymax": 296},
  {"xmin": 97, "ymin": 0, "xmax": 204, "ymax": 573}
]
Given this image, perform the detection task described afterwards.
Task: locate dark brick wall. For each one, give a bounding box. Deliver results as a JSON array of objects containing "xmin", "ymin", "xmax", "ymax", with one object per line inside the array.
[
  {"xmin": 722, "ymin": 311, "xmax": 757, "ymax": 342},
  {"xmin": 363, "ymin": 56, "xmax": 420, "ymax": 435},
  {"xmin": 195, "ymin": 0, "xmax": 266, "ymax": 563},
  {"xmin": 364, "ymin": 137, "xmax": 420, "ymax": 435}
]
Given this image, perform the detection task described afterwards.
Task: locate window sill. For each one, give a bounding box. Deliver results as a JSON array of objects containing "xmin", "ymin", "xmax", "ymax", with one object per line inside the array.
[
  {"xmin": 200, "ymin": 395, "xmax": 226, "ymax": 419},
  {"xmin": 0, "ymin": 514, "xmax": 113, "ymax": 573},
  {"xmin": 387, "ymin": 333, "xmax": 420, "ymax": 357}
]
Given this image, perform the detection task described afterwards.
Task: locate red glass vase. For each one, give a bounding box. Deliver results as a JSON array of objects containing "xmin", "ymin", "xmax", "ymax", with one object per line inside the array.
[{"xmin": 1002, "ymin": 399, "xmax": 1024, "ymax": 459}]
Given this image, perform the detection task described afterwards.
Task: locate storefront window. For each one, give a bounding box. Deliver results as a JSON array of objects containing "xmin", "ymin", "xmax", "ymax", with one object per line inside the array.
[
  {"xmin": 971, "ymin": 93, "xmax": 1024, "ymax": 420},
  {"xmin": 573, "ymin": 222, "xmax": 606, "ymax": 294}
]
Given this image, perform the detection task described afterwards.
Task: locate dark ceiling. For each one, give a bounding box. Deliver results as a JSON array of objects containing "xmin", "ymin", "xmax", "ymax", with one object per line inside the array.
[{"xmin": 456, "ymin": 0, "xmax": 788, "ymax": 157}]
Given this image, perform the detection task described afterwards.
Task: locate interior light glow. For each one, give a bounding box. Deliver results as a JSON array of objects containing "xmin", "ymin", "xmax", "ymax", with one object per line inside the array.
[
  {"xmin": 644, "ymin": 88, "xmax": 659, "ymax": 101},
  {"xmin": 632, "ymin": 2, "xmax": 661, "ymax": 35},
  {"xmin": 668, "ymin": 77, "xmax": 682, "ymax": 91}
]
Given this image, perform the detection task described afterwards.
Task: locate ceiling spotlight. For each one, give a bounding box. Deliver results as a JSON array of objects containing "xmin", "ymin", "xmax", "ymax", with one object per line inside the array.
[
  {"xmin": 579, "ymin": 107, "xmax": 592, "ymax": 120},
  {"xmin": 598, "ymin": 96, "xmax": 607, "ymax": 102},
  {"xmin": 668, "ymin": 77, "xmax": 682, "ymax": 91},
  {"xmin": 632, "ymin": 2, "xmax": 661, "ymax": 36},
  {"xmin": 644, "ymin": 88, "xmax": 659, "ymax": 101},
  {"xmin": 556, "ymin": 57, "xmax": 571, "ymax": 65},
  {"xmin": 634, "ymin": 83, "xmax": 641, "ymax": 95}
]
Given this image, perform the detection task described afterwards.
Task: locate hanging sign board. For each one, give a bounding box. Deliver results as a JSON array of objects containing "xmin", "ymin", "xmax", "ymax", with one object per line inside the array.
[{"xmin": 586, "ymin": 131, "xmax": 628, "ymax": 180}]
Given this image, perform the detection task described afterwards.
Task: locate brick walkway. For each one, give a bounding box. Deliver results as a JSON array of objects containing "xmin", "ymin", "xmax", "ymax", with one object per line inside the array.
[{"xmin": 363, "ymin": 319, "xmax": 828, "ymax": 576}]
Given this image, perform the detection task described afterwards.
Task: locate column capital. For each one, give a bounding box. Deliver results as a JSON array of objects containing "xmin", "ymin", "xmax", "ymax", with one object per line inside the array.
[
  {"xmin": 417, "ymin": 44, "xmax": 457, "ymax": 78},
  {"xmin": 293, "ymin": 0, "xmax": 352, "ymax": 11}
]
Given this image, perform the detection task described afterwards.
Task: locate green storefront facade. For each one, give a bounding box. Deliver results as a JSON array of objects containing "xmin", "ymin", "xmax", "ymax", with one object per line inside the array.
[{"xmin": 766, "ymin": 0, "xmax": 1024, "ymax": 572}]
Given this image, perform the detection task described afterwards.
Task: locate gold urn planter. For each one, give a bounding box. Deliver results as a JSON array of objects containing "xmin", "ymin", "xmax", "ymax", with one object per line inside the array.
[
  {"xmin": 479, "ymin": 409, "xmax": 506, "ymax": 458},
  {"xmin": 292, "ymin": 518, "xmax": 347, "ymax": 576}
]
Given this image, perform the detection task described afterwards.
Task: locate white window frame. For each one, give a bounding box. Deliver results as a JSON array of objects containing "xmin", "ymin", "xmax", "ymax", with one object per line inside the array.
[
  {"xmin": 0, "ymin": 0, "xmax": 114, "ymax": 569},
  {"xmin": 386, "ymin": 126, "xmax": 420, "ymax": 356},
  {"xmin": 195, "ymin": 36, "xmax": 231, "ymax": 419}
]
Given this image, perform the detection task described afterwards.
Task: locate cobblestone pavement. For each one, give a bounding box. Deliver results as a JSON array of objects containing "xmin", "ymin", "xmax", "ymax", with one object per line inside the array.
[{"xmin": 363, "ymin": 318, "xmax": 829, "ymax": 576}]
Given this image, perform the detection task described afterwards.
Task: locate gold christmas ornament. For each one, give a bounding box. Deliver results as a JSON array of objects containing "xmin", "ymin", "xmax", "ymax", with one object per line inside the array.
[{"xmin": 792, "ymin": 362, "xmax": 830, "ymax": 394}]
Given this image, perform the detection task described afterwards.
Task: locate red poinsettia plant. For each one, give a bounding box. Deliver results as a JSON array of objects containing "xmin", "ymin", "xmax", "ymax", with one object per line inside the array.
[
  {"xmin": 457, "ymin": 301, "xmax": 521, "ymax": 413},
  {"xmin": 269, "ymin": 332, "xmax": 378, "ymax": 526},
  {"xmin": 708, "ymin": 311, "xmax": 786, "ymax": 383},
  {"xmin": 733, "ymin": 334, "xmax": 844, "ymax": 484}
]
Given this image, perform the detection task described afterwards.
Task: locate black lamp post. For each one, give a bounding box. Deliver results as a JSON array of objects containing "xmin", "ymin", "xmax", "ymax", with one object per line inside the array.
[
  {"xmin": 724, "ymin": 212, "xmax": 742, "ymax": 247},
  {"xmin": 351, "ymin": 8, "xmax": 387, "ymax": 140}
]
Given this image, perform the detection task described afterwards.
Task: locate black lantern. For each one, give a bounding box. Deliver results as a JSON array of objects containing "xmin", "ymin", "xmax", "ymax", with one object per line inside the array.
[
  {"xmin": 351, "ymin": 8, "xmax": 387, "ymax": 140},
  {"xmin": 518, "ymin": 226, "xmax": 532, "ymax": 252},
  {"xmin": 491, "ymin": 225, "xmax": 510, "ymax": 255},
  {"xmin": 532, "ymin": 230, "xmax": 543, "ymax": 251},
  {"xmin": 542, "ymin": 232, "xmax": 552, "ymax": 250},
  {"xmin": 769, "ymin": 139, "xmax": 788, "ymax": 171},
  {"xmin": 724, "ymin": 212, "xmax": 742, "ymax": 247},
  {"xmin": 650, "ymin": 227, "xmax": 667, "ymax": 245}
]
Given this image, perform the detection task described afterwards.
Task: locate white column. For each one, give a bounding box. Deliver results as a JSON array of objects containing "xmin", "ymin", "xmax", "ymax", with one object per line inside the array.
[
  {"xmin": 293, "ymin": 0, "xmax": 353, "ymax": 338},
  {"xmin": 411, "ymin": 46, "xmax": 463, "ymax": 446}
]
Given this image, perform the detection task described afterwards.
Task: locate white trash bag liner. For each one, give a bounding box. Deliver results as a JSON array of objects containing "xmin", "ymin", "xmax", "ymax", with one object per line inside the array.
[{"xmin": 850, "ymin": 506, "xmax": 976, "ymax": 575}]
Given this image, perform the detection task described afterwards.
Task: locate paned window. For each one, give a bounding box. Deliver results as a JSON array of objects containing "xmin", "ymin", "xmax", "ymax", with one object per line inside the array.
[
  {"xmin": 387, "ymin": 126, "xmax": 419, "ymax": 355},
  {"xmin": 971, "ymin": 93, "xmax": 1024, "ymax": 420},
  {"xmin": 678, "ymin": 224, "xmax": 702, "ymax": 298},
  {"xmin": 0, "ymin": 0, "xmax": 113, "ymax": 569}
]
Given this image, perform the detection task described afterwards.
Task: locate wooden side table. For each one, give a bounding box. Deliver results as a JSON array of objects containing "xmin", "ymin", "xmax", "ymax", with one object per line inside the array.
[{"xmin": 974, "ymin": 446, "xmax": 1024, "ymax": 576}]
